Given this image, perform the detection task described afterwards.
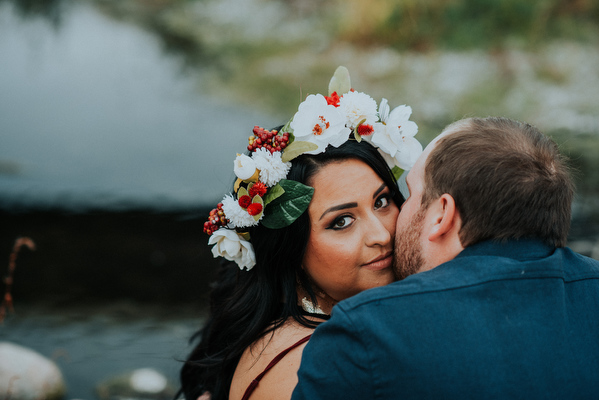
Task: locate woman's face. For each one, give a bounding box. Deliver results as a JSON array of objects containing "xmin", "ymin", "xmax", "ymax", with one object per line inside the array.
[{"xmin": 302, "ymin": 158, "xmax": 399, "ymax": 303}]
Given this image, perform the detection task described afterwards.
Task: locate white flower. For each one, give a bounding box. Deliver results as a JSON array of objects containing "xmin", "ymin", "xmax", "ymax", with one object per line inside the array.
[
  {"xmin": 233, "ymin": 154, "xmax": 258, "ymax": 181},
  {"xmin": 290, "ymin": 94, "xmax": 350, "ymax": 155},
  {"xmin": 378, "ymin": 98, "xmax": 390, "ymax": 123},
  {"xmin": 251, "ymin": 148, "xmax": 291, "ymax": 187},
  {"xmin": 338, "ymin": 91, "xmax": 378, "ymax": 129},
  {"xmin": 221, "ymin": 194, "xmax": 260, "ymax": 228},
  {"xmin": 208, "ymin": 228, "xmax": 256, "ymax": 270},
  {"xmin": 376, "ymin": 138, "xmax": 423, "ymax": 170},
  {"xmin": 372, "ymin": 105, "xmax": 422, "ymax": 170}
]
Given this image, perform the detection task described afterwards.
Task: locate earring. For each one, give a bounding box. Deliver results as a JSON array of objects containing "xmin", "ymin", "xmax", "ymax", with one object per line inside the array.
[{"xmin": 301, "ymin": 296, "xmax": 326, "ymax": 315}]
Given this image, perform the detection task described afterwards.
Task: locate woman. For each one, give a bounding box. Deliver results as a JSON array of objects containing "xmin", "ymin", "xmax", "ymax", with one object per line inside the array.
[{"xmin": 179, "ymin": 67, "xmax": 422, "ymax": 400}]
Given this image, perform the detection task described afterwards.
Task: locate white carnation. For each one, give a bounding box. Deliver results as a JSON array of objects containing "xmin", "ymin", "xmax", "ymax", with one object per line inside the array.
[
  {"xmin": 208, "ymin": 228, "xmax": 256, "ymax": 270},
  {"xmin": 338, "ymin": 91, "xmax": 378, "ymax": 129},
  {"xmin": 252, "ymin": 147, "xmax": 291, "ymax": 187},
  {"xmin": 221, "ymin": 194, "xmax": 259, "ymax": 228}
]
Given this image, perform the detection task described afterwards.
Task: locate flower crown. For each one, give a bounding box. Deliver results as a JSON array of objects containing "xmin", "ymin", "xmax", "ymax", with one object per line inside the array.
[{"xmin": 204, "ymin": 66, "xmax": 423, "ymax": 271}]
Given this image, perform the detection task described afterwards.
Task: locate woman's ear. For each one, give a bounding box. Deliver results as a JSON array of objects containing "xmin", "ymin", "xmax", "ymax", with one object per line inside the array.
[{"xmin": 427, "ymin": 194, "xmax": 459, "ymax": 242}]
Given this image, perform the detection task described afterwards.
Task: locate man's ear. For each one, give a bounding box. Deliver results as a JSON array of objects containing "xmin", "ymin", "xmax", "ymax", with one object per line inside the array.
[{"xmin": 427, "ymin": 194, "xmax": 459, "ymax": 242}]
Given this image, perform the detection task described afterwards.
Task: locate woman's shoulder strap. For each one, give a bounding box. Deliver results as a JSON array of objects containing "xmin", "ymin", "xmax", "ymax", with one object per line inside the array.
[{"xmin": 240, "ymin": 334, "xmax": 312, "ymax": 400}]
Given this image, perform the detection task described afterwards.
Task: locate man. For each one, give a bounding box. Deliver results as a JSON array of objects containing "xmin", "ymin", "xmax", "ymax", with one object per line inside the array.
[{"xmin": 292, "ymin": 117, "xmax": 599, "ymax": 399}]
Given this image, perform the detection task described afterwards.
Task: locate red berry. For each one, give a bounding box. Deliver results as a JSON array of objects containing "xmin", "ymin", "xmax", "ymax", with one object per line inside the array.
[
  {"xmin": 238, "ymin": 195, "xmax": 252, "ymax": 209},
  {"xmin": 247, "ymin": 203, "xmax": 263, "ymax": 216}
]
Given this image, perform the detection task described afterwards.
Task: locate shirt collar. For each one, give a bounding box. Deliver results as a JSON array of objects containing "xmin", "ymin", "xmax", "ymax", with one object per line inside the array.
[{"xmin": 455, "ymin": 238, "xmax": 555, "ymax": 262}]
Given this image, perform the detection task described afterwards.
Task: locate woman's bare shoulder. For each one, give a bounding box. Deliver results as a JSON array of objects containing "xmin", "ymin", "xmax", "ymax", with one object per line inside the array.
[{"xmin": 229, "ymin": 318, "xmax": 315, "ymax": 400}]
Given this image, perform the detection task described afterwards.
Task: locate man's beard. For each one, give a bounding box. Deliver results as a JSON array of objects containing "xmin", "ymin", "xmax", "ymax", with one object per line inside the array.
[{"xmin": 394, "ymin": 208, "xmax": 426, "ymax": 280}]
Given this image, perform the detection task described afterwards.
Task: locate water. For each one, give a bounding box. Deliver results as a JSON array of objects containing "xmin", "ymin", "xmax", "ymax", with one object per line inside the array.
[
  {"xmin": 0, "ymin": 0, "xmax": 278, "ymax": 211},
  {"xmin": 0, "ymin": 304, "xmax": 203, "ymax": 398}
]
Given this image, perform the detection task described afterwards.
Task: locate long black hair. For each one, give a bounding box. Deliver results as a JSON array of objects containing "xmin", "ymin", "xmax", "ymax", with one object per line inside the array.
[{"xmin": 179, "ymin": 139, "xmax": 403, "ymax": 400}]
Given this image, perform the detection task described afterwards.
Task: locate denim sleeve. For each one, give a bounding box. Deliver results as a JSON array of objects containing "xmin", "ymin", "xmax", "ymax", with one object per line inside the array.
[{"xmin": 291, "ymin": 305, "xmax": 373, "ymax": 400}]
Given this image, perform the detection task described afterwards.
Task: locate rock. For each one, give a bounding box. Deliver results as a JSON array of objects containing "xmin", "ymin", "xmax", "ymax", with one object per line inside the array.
[
  {"xmin": 0, "ymin": 342, "xmax": 66, "ymax": 400},
  {"xmin": 96, "ymin": 368, "xmax": 175, "ymax": 400},
  {"xmin": 130, "ymin": 368, "xmax": 168, "ymax": 393}
]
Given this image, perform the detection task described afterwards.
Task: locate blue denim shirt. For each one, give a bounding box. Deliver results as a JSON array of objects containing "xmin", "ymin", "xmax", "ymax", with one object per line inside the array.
[{"xmin": 292, "ymin": 239, "xmax": 599, "ymax": 400}]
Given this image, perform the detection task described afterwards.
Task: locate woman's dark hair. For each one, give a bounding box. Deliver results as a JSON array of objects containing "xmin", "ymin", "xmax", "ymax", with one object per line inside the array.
[{"xmin": 179, "ymin": 138, "xmax": 403, "ymax": 400}]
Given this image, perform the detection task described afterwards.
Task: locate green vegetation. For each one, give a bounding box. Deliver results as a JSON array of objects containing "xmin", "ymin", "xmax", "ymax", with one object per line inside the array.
[{"xmin": 333, "ymin": 0, "xmax": 599, "ymax": 50}]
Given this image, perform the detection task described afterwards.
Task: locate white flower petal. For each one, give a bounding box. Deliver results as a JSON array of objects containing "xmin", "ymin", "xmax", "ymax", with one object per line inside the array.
[
  {"xmin": 238, "ymin": 239, "xmax": 257, "ymax": 270},
  {"xmin": 378, "ymin": 98, "xmax": 390, "ymax": 123},
  {"xmin": 208, "ymin": 228, "xmax": 256, "ymax": 270},
  {"xmin": 388, "ymin": 104, "xmax": 413, "ymax": 123},
  {"xmin": 372, "ymin": 122, "xmax": 398, "ymax": 157},
  {"xmin": 290, "ymin": 94, "xmax": 348, "ymax": 155},
  {"xmin": 233, "ymin": 154, "xmax": 257, "ymax": 180},
  {"xmin": 377, "ymin": 148, "xmax": 397, "ymax": 169},
  {"xmin": 393, "ymin": 137, "xmax": 424, "ymax": 170},
  {"xmin": 370, "ymin": 102, "xmax": 422, "ymax": 169},
  {"xmin": 252, "ymin": 148, "xmax": 291, "ymax": 187},
  {"xmin": 326, "ymin": 127, "xmax": 352, "ymax": 148},
  {"xmin": 338, "ymin": 91, "xmax": 378, "ymax": 128},
  {"xmin": 398, "ymin": 120, "xmax": 419, "ymax": 138},
  {"xmin": 222, "ymin": 235, "xmax": 242, "ymax": 256}
]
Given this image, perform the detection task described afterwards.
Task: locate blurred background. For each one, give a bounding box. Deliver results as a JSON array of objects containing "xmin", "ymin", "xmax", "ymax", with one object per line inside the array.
[{"xmin": 1, "ymin": 0, "xmax": 598, "ymax": 397}]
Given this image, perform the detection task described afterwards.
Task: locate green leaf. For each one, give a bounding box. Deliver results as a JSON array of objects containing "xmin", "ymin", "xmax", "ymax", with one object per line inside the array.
[
  {"xmin": 354, "ymin": 128, "xmax": 362, "ymax": 142},
  {"xmin": 391, "ymin": 165, "xmax": 404, "ymax": 181},
  {"xmin": 263, "ymin": 183, "xmax": 285, "ymax": 206},
  {"xmin": 328, "ymin": 66, "xmax": 351, "ymax": 95},
  {"xmin": 353, "ymin": 118, "xmax": 367, "ymax": 142},
  {"xmin": 261, "ymin": 179, "xmax": 314, "ymax": 229},
  {"xmin": 281, "ymin": 118, "xmax": 294, "ymax": 135},
  {"xmin": 281, "ymin": 141, "xmax": 319, "ymax": 163},
  {"xmin": 238, "ymin": 187, "xmax": 249, "ymax": 197}
]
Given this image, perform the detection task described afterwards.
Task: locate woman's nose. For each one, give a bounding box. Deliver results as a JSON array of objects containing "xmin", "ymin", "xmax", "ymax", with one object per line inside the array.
[{"xmin": 364, "ymin": 214, "xmax": 392, "ymax": 247}]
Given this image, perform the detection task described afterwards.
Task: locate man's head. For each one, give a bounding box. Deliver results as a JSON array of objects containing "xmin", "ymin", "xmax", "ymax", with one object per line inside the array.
[{"xmin": 394, "ymin": 117, "xmax": 574, "ymax": 280}]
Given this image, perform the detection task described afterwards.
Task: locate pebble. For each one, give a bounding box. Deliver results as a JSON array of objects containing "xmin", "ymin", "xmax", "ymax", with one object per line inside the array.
[
  {"xmin": 130, "ymin": 368, "xmax": 168, "ymax": 393},
  {"xmin": 0, "ymin": 341, "xmax": 66, "ymax": 400},
  {"xmin": 96, "ymin": 368, "xmax": 174, "ymax": 400}
]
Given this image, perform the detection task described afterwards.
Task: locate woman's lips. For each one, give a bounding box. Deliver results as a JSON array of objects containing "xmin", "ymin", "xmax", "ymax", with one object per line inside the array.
[{"xmin": 362, "ymin": 252, "xmax": 393, "ymax": 271}]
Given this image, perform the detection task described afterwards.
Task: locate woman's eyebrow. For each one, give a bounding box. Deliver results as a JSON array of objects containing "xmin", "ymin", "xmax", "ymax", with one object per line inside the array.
[
  {"xmin": 373, "ymin": 183, "xmax": 387, "ymax": 199},
  {"xmin": 319, "ymin": 202, "xmax": 358, "ymax": 221}
]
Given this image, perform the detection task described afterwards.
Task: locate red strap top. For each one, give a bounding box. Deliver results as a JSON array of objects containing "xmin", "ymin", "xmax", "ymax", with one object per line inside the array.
[{"xmin": 240, "ymin": 334, "xmax": 312, "ymax": 400}]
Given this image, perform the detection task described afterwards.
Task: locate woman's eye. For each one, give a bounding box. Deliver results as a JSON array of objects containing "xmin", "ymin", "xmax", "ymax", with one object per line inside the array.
[
  {"xmin": 331, "ymin": 216, "xmax": 353, "ymax": 230},
  {"xmin": 375, "ymin": 195, "xmax": 391, "ymax": 209}
]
